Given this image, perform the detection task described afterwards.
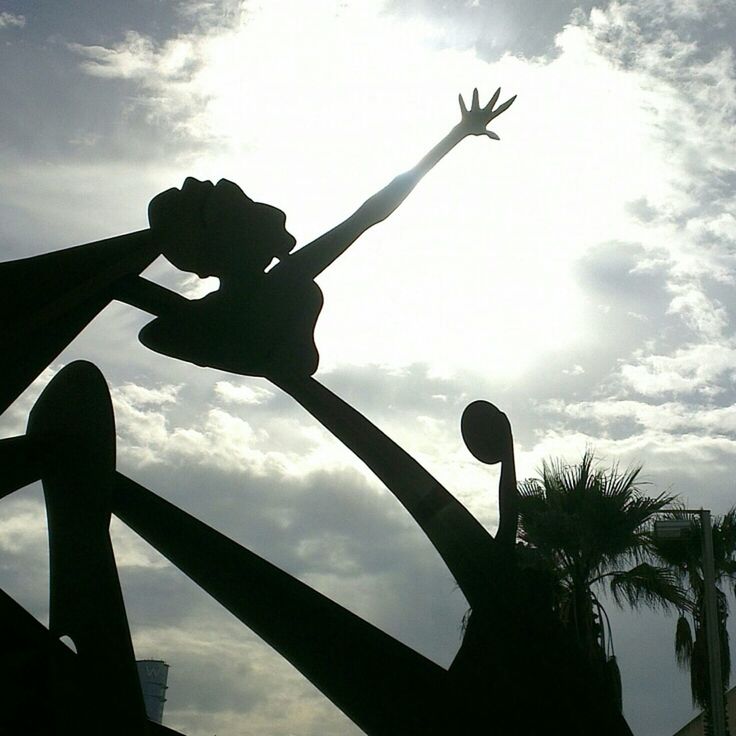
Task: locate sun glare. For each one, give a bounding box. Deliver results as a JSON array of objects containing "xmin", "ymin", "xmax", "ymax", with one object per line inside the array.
[{"xmin": 147, "ymin": 1, "xmax": 681, "ymax": 380}]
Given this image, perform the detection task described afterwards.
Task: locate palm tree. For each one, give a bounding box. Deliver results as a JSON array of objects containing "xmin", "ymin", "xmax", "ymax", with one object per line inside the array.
[
  {"xmin": 652, "ymin": 508, "xmax": 736, "ymax": 736},
  {"xmin": 517, "ymin": 449, "xmax": 687, "ymax": 709}
]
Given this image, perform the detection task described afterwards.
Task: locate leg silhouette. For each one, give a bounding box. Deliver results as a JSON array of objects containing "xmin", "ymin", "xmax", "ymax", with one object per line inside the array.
[{"xmin": 26, "ymin": 361, "xmax": 149, "ymax": 735}]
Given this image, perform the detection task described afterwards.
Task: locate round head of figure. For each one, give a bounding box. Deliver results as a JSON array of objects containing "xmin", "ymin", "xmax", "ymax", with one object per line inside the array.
[
  {"xmin": 203, "ymin": 179, "xmax": 296, "ymax": 280},
  {"xmin": 148, "ymin": 177, "xmax": 296, "ymax": 280},
  {"xmin": 460, "ymin": 400, "xmax": 512, "ymax": 465}
]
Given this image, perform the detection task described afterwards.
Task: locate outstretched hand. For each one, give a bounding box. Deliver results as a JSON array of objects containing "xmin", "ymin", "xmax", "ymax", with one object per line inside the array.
[{"xmin": 457, "ymin": 87, "xmax": 516, "ymax": 140}]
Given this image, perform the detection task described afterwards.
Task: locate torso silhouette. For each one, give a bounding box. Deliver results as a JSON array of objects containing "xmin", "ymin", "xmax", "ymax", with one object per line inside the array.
[
  {"xmin": 139, "ymin": 178, "xmax": 323, "ymax": 377},
  {"xmin": 139, "ymin": 261, "xmax": 324, "ymax": 377}
]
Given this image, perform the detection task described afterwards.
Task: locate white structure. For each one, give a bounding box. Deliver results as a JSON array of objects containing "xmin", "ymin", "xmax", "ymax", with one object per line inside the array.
[{"xmin": 136, "ymin": 659, "xmax": 169, "ymax": 724}]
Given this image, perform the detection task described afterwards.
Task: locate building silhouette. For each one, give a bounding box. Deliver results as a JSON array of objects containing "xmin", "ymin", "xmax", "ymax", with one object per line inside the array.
[{"xmin": 136, "ymin": 659, "xmax": 169, "ymax": 724}]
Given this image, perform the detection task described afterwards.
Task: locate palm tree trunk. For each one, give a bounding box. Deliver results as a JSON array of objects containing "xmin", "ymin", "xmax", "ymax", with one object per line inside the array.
[{"xmin": 572, "ymin": 579, "xmax": 597, "ymax": 662}]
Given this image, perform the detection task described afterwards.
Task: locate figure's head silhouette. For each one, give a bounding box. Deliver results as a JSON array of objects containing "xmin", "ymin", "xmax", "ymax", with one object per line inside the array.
[
  {"xmin": 461, "ymin": 400, "xmax": 512, "ymax": 465},
  {"xmin": 149, "ymin": 177, "xmax": 296, "ymax": 281}
]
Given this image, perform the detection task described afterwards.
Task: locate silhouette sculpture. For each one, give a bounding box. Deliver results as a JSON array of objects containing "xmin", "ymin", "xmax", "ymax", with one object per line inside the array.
[
  {"xmin": 1, "ymin": 583, "xmax": 183, "ymax": 736},
  {"xmin": 0, "ymin": 87, "xmax": 635, "ymax": 735},
  {"xmin": 3, "ymin": 362, "xmax": 632, "ymax": 735},
  {"xmin": 0, "ymin": 362, "xmax": 185, "ymax": 735},
  {"xmin": 119, "ymin": 88, "xmax": 516, "ymax": 378}
]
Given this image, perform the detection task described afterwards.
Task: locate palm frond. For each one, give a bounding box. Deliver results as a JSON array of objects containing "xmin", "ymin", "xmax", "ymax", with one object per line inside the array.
[
  {"xmin": 599, "ymin": 459, "xmax": 644, "ymax": 499},
  {"xmin": 675, "ymin": 615, "xmax": 693, "ymax": 668},
  {"xmin": 519, "ymin": 450, "xmax": 677, "ymax": 578},
  {"xmin": 690, "ymin": 631, "xmax": 710, "ymax": 709},
  {"xmin": 608, "ymin": 563, "xmax": 689, "ymax": 612},
  {"xmin": 718, "ymin": 590, "xmax": 731, "ymax": 686}
]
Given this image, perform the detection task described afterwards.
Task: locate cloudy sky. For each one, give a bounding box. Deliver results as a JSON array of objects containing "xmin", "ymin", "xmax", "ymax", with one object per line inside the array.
[{"xmin": 2, "ymin": 0, "xmax": 736, "ymax": 733}]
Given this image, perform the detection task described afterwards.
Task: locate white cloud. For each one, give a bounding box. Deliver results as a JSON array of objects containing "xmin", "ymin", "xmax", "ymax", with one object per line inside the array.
[
  {"xmin": 112, "ymin": 383, "xmax": 175, "ymax": 463},
  {"xmin": 111, "ymin": 377, "xmax": 363, "ymax": 481},
  {"xmin": 0, "ymin": 499, "xmax": 46, "ymax": 554},
  {"xmin": 0, "ymin": 12, "xmax": 25, "ymax": 29},
  {"xmin": 667, "ymin": 283, "xmax": 729, "ymax": 340},
  {"xmin": 618, "ymin": 343, "xmax": 736, "ymax": 396},
  {"xmin": 214, "ymin": 380, "xmax": 274, "ymax": 405},
  {"xmin": 178, "ymin": 273, "xmax": 221, "ymax": 298},
  {"xmin": 113, "ymin": 382, "xmax": 181, "ymax": 406},
  {"xmin": 541, "ymin": 396, "xmax": 736, "ymax": 435},
  {"xmin": 69, "ymin": 31, "xmax": 194, "ymax": 81},
  {"xmin": 706, "ymin": 213, "xmax": 736, "ymax": 241},
  {"xmin": 517, "ymin": 425, "xmax": 736, "ymax": 485}
]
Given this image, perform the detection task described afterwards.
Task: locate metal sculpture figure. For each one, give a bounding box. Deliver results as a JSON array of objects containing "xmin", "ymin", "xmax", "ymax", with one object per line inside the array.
[
  {"xmin": 27, "ymin": 362, "xmax": 148, "ymax": 733},
  {"xmin": 1, "ymin": 362, "xmax": 186, "ymax": 736},
  {"xmin": 0, "ymin": 89, "xmax": 514, "ymax": 414},
  {"xmin": 120, "ymin": 88, "xmax": 516, "ymax": 377},
  {"xmin": 3, "ymin": 362, "xmax": 632, "ymax": 735},
  {"xmin": 0, "ymin": 87, "xmax": 634, "ymax": 735}
]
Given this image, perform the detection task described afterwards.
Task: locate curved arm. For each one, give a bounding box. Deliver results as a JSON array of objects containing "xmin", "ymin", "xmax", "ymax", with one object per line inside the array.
[
  {"xmin": 273, "ymin": 375, "xmax": 507, "ymax": 612},
  {"xmin": 282, "ymin": 123, "xmax": 470, "ymax": 280}
]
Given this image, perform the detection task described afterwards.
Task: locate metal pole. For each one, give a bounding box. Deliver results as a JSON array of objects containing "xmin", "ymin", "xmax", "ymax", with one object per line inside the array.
[{"xmin": 700, "ymin": 509, "xmax": 727, "ymax": 736}]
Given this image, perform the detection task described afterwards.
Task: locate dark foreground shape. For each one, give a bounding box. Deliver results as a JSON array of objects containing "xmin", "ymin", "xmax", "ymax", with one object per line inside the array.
[
  {"xmin": 112, "ymin": 471, "xmax": 633, "ymax": 735},
  {"xmin": 1, "ymin": 586, "xmax": 184, "ymax": 736},
  {"xmin": 25, "ymin": 361, "xmax": 149, "ymax": 735},
  {"xmin": 113, "ymin": 473, "xmax": 451, "ymax": 736},
  {"xmin": 0, "ymin": 231, "xmax": 158, "ymax": 415},
  {"xmin": 3, "ymin": 362, "xmax": 633, "ymax": 735}
]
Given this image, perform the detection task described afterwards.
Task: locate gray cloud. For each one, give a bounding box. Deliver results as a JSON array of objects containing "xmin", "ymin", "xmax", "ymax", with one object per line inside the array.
[
  {"xmin": 0, "ymin": 1, "xmax": 222, "ymax": 165},
  {"xmin": 0, "ymin": 486, "xmax": 49, "ymax": 621},
  {"xmin": 382, "ymin": 0, "xmax": 603, "ymax": 59},
  {"xmin": 0, "ymin": 11, "xmax": 25, "ymax": 29}
]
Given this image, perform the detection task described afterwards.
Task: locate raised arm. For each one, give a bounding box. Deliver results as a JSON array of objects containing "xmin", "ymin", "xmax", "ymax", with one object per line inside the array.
[{"xmin": 283, "ymin": 87, "xmax": 516, "ymax": 280}]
